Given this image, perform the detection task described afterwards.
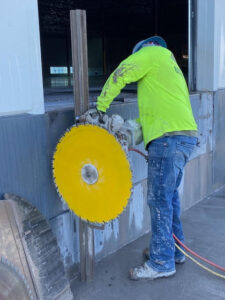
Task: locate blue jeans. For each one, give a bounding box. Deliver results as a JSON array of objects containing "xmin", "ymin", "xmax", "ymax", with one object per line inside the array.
[{"xmin": 146, "ymin": 135, "xmax": 197, "ymax": 272}]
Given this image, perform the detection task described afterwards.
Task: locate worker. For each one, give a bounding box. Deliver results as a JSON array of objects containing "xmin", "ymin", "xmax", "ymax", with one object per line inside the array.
[{"xmin": 95, "ymin": 36, "xmax": 198, "ymax": 280}]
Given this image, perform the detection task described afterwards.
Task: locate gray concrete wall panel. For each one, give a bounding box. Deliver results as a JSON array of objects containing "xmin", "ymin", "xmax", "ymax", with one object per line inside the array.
[
  {"xmin": 94, "ymin": 180, "xmax": 150, "ymax": 261},
  {"xmin": 181, "ymin": 152, "xmax": 214, "ymax": 211},
  {"xmin": 190, "ymin": 92, "xmax": 213, "ymax": 159},
  {"xmin": 50, "ymin": 211, "xmax": 79, "ymax": 269},
  {"xmin": 0, "ymin": 114, "xmax": 60, "ymax": 217},
  {"xmin": 213, "ymin": 90, "xmax": 225, "ymax": 189}
]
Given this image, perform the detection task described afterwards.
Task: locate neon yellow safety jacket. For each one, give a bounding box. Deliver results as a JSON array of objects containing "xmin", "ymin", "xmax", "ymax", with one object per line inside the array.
[{"xmin": 97, "ymin": 46, "xmax": 198, "ymax": 147}]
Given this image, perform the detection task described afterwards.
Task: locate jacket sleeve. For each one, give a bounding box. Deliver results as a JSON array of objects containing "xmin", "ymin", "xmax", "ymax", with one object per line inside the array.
[{"xmin": 97, "ymin": 48, "xmax": 151, "ymax": 112}]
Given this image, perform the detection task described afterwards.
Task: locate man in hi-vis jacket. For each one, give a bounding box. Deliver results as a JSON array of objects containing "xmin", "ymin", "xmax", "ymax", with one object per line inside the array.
[{"xmin": 96, "ymin": 36, "xmax": 198, "ymax": 280}]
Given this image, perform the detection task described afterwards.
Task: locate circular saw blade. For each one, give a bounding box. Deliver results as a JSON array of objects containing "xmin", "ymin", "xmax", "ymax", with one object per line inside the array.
[
  {"xmin": 53, "ymin": 124, "xmax": 132, "ymax": 223},
  {"xmin": 0, "ymin": 257, "xmax": 33, "ymax": 300}
]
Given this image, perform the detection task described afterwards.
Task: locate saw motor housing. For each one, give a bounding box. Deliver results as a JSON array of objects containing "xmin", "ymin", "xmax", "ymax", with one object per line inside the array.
[{"xmin": 79, "ymin": 109, "xmax": 143, "ymax": 152}]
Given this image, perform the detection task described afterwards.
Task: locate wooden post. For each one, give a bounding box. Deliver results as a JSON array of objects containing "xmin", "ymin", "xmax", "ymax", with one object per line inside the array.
[
  {"xmin": 70, "ymin": 9, "xmax": 94, "ymax": 282},
  {"xmin": 70, "ymin": 9, "xmax": 89, "ymax": 116}
]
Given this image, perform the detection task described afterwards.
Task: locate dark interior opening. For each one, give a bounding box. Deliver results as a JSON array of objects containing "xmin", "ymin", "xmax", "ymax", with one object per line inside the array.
[{"xmin": 38, "ymin": 0, "xmax": 188, "ymax": 105}]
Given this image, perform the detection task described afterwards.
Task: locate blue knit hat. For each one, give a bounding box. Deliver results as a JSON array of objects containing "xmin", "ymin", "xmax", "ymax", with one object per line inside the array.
[{"xmin": 132, "ymin": 36, "xmax": 167, "ymax": 53}]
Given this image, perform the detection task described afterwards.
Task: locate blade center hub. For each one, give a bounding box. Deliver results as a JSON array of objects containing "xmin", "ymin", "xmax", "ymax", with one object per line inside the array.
[{"xmin": 81, "ymin": 164, "xmax": 99, "ymax": 184}]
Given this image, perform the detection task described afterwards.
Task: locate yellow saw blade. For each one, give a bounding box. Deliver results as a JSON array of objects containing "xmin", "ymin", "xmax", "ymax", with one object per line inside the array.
[{"xmin": 53, "ymin": 124, "xmax": 132, "ymax": 223}]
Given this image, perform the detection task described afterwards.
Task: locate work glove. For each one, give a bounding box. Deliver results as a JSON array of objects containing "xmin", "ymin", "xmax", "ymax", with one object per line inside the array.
[
  {"xmin": 96, "ymin": 109, "xmax": 106, "ymax": 124},
  {"xmin": 80, "ymin": 108, "xmax": 108, "ymax": 125}
]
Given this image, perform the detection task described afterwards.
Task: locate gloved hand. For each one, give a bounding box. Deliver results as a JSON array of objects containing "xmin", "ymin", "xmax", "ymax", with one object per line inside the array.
[
  {"xmin": 80, "ymin": 108, "xmax": 98, "ymax": 124},
  {"xmin": 80, "ymin": 108, "xmax": 108, "ymax": 125},
  {"xmin": 96, "ymin": 109, "xmax": 106, "ymax": 124}
]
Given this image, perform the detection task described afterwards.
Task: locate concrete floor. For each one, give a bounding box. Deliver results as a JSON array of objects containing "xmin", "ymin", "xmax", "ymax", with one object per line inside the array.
[{"xmin": 71, "ymin": 188, "xmax": 225, "ymax": 300}]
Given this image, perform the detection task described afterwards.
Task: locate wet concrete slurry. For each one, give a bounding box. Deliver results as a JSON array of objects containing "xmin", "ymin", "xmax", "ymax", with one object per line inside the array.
[{"xmin": 71, "ymin": 188, "xmax": 225, "ymax": 300}]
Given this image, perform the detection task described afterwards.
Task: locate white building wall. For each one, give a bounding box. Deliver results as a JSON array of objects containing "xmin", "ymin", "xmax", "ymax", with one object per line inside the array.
[
  {"xmin": 0, "ymin": 0, "xmax": 44, "ymax": 116},
  {"xmin": 214, "ymin": 0, "xmax": 225, "ymax": 89},
  {"xmin": 196, "ymin": 0, "xmax": 215, "ymax": 91},
  {"xmin": 196, "ymin": 0, "xmax": 225, "ymax": 91}
]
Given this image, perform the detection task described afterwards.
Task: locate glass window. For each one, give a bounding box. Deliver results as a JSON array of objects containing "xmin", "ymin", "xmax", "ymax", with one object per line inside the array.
[{"xmin": 50, "ymin": 67, "xmax": 68, "ymax": 75}]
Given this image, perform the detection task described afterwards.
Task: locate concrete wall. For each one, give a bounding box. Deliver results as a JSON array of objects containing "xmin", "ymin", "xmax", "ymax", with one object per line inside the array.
[
  {"xmin": 1, "ymin": 90, "xmax": 224, "ymax": 268},
  {"xmin": 213, "ymin": 90, "xmax": 225, "ymax": 189},
  {"xmin": 0, "ymin": 0, "xmax": 44, "ymax": 116}
]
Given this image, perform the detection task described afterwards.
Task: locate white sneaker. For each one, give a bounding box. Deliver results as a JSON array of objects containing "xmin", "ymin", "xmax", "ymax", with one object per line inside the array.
[
  {"xmin": 130, "ymin": 262, "xmax": 176, "ymax": 281},
  {"xmin": 175, "ymin": 256, "xmax": 186, "ymax": 264},
  {"xmin": 143, "ymin": 248, "xmax": 186, "ymax": 264}
]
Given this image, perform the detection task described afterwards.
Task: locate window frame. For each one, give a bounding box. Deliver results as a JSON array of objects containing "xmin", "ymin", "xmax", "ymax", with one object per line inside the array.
[{"xmin": 188, "ymin": 0, "xmax": 197, "ymax": 91}]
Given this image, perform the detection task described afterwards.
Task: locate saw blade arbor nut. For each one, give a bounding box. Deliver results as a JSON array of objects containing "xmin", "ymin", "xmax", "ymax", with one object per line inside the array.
[{"xmin": 81, "ymin": 164, "xmax": 99, "ymax": 185}]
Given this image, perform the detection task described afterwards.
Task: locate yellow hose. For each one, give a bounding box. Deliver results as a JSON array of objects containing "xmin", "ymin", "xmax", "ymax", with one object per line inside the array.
[{"xmin": 175, "ymin": 243, "xmax": 225, "ymax": 279}]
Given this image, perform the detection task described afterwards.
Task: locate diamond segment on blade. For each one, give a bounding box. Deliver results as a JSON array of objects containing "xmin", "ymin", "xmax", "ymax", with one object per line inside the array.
[{"xmin": 53, "ymin": 124, "xmax": 132, "ymax": 223}]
